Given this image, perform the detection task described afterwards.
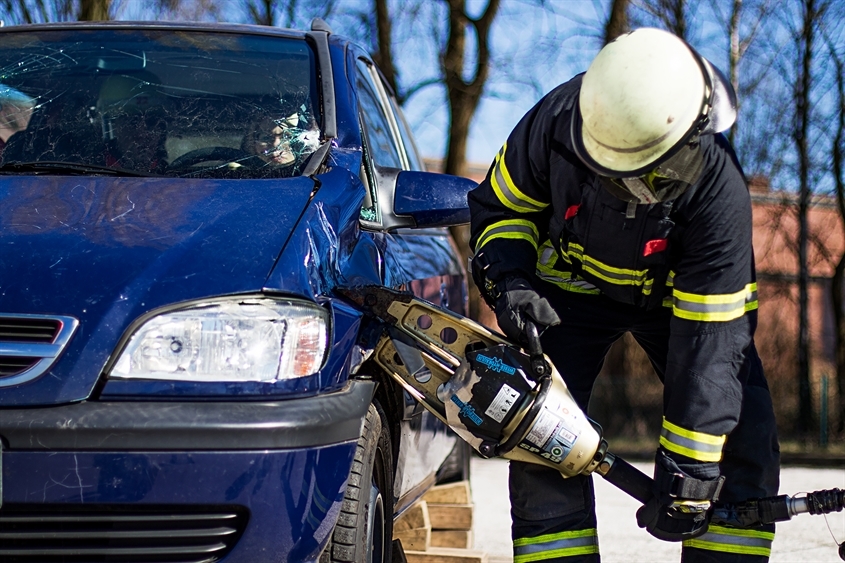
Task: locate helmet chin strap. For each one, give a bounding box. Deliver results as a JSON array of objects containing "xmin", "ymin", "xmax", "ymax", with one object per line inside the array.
[
  {"xmin": 598, "ymin": 174, "xmax": 692, "ymax": 206},
  {"xmin": 621, "ymin": 177, "xmax": 661, "ymax": 204}
]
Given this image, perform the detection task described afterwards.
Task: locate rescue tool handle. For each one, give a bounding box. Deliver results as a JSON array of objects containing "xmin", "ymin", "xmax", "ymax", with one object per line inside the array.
[
  {"xmin": 600, "ymin": 454, "xmax": 655, "ymax": 505},
  {"xmin": 524, "ymin": 321, "xmax": 549, "ymax": 379}
]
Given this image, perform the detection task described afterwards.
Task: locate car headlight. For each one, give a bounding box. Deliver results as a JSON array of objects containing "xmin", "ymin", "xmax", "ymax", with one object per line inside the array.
[{"xmin": 110, "ymin": 298, "xmax": 329, "ymax": 382}]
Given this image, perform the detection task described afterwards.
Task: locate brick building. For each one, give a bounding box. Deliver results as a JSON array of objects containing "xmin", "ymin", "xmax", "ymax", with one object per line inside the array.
[{"xmin": 750, "ymin": 180, "xmax": 843, "ymax": 427}]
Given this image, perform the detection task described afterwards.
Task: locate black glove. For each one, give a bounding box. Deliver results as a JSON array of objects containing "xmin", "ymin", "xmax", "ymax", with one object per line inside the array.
[
  {"xmin": 636, "ymin": 449, "xmax": 724, "ymax": 542},
  {"xmin": 493, "ymin": 277, "xmax": 561, "ymax": 343}
]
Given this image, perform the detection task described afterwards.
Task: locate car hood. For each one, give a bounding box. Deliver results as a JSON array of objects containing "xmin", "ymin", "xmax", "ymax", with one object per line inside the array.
[{"xmin": 0, "ymin": 175, "xmax": 315, "ymax": 406}]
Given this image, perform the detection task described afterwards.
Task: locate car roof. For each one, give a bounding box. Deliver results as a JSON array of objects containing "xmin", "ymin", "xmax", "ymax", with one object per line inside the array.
[{"xmin": 0, "ymin": 20, "xmax": 310, "ymax": 41}]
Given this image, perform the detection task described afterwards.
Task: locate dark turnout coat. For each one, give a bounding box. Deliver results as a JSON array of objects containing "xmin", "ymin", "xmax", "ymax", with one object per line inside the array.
[{"xmin": 469, "ymin": 74, "xmax": 761, "ymax": 464}]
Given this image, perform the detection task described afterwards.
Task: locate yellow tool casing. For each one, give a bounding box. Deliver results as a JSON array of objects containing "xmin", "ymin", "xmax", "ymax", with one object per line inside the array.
[{"xmin": 370, "ymin": 294, "xmax": 603, "ymax": 477}]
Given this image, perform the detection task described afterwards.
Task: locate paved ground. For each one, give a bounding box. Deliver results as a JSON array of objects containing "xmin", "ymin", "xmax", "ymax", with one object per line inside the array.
[{"xmin": 470, "ymin": 456, "xmax": 845, "ymax": 562}]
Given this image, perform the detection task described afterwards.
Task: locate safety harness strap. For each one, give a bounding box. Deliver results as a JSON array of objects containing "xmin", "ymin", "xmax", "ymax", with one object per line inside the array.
[{"xmin": 654, "ymin": 467, "xmax": 725, "ymax": 501}]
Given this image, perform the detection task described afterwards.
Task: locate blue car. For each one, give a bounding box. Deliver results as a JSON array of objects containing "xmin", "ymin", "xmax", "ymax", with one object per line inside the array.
[{"xmin": 0, "ymin": 19, "xmax": 476, "ymax": 563}]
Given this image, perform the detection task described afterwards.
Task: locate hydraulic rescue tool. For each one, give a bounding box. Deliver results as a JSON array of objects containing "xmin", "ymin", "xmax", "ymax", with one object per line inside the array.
[{"xmin": 339, "ymin": 285, "xmax": 845, "ymax": 559}]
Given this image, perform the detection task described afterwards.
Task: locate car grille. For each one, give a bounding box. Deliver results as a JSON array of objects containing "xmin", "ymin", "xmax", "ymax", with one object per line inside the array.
[
  {"xmin": 0, "ymin": 504, "xmax": 249, "ymax": 562},
  {"xmin": 0, "ymin": 356, "xmax": 40, "ymax": 377},
  {"xmin": 0, "ymin": 314, "xmax": 78, "ymax": 385},
  {"xmin": 0, "ymin": 317, "xmax": 62, "ymax": 342}
]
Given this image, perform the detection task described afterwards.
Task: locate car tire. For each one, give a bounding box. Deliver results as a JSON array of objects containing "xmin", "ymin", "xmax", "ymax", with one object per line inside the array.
[
  {"xmin": 322, "ymin": 402, "xmax": 394, "ymax": 563},
  {"xmin": 436, "ymin": 438, "xmax": 472, "ymax": 484}
]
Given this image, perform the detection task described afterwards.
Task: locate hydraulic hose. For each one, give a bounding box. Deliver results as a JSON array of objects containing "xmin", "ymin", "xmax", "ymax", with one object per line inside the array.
[
  {"xmin": 710, "ymin": 488, "xmax": 845, "ymax": 527},
  {"xmin": 595, "ymin": 453, "xmax": 845, "ymax": 525}
]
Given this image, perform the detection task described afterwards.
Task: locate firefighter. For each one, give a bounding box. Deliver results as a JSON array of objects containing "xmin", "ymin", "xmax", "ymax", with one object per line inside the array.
[{"xmin": 469, "ymin": 28, "xmax": 780, "ymax": 562}]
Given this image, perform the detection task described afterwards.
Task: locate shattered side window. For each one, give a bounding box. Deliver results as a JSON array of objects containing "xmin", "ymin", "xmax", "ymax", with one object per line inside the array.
[{"xmin": 0, "ymin": 29, "xmax": 321, "ymax": 179}]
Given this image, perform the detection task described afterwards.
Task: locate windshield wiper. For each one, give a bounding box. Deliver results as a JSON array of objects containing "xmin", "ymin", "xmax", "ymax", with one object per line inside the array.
[{"xmin": 0, "ymin": 161, "xmax": 157, "ymax": 177}]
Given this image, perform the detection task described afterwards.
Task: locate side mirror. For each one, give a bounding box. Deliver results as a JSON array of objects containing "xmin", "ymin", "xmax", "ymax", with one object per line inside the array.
[{"xmin": 393, "ymin": 171, "xmax": 477, "ymax": 229}]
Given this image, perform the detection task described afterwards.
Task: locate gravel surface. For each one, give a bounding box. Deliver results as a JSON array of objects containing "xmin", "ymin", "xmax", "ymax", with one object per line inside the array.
[{"xmin": 471, "ymin": 456, "xmax": 845, "ymax": 562}]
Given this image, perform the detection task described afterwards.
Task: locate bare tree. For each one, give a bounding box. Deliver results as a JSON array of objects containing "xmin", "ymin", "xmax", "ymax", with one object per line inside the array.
[
  {"xmin": 371, "ymin": 0, "xmax": 399, "ymax": 97},
  {"xmin": 790, "ymin": 0, "xmax": 832, "ymax": 433},
  {"xmin": 827, "ymin": 36, "xmax": 845, "ymax": 432},
  {"xmin": 632, "ymin": 0, "xmax": 691, "ymax": 40},
  {"xmin": 718, "ymin": 0, "xmax": 774, "ymax": 142},
  {"xmin": 604, "ymin": 0, "xmax": 631, "ymax": 43},
  {"xmin": 0, "ymin": 0, "xmax": 74, "ymax": 22},
  {"xmin": 244, "ymin": 0, "xmax": 276, "ymax": 26},
  {"xmin": 440, "ymin": 0, "xmax": 500, "ymax": 178},
  {"xmin": 78, "ymin": 0, "xmax": 110, "ymax": 20}
]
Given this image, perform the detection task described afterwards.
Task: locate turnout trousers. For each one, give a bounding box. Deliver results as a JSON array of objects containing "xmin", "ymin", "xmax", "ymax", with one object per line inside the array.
[{"xmin": 509, "ymin": 285, "xmax": 780, "ymax": 563}]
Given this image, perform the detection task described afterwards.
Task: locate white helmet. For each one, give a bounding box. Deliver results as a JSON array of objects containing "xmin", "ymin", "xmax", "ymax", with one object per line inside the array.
[{"xmin": 572, "ymin": 28, "xmax": 737, "ymax": 179}]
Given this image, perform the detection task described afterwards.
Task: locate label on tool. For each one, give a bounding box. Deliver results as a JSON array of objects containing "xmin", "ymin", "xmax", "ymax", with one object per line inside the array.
[
  {"xmin": 485, "ymin": 383, "xmax": 520, "ymax": 423},
  {"xmin": 520, "ymin": 406, "xmax": 581, "ymax": 464}
]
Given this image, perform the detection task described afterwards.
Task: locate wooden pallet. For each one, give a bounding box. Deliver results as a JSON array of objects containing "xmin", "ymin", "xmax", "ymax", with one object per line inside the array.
[{"xmin": 394, "ymin": 481, "xmax": 488, "ymax": 563}]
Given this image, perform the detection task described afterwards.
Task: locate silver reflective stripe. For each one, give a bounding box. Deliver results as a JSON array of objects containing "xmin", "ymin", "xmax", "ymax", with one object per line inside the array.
[
  {"xmin": 539, "ymin": 245, "xmax": 557, "ymax": 266},
  {"xmin": 490, "ymin": 145, "xmax": 548, "ymax": 213},
  {"xmin": 493, "ymin": 162, "xmax": 546, "ymax": 213},
  {"xmin": 673, "ymin": 297, "xmax": 747, "ymax": 315},
  {"xmin": 476, "ymin": 222, "xmax": 538, "ymax": 250},
  {"xmin": 513, "ymin": 528, "xmax": 599, "ymax": 562},
  {"xmin": 660, "ymin": 428, "xmax": 723, "ymax": 456},
  {"xmin": 537, "ymin": 272, "xmax": 597, "ymax": 289},
  {"xmin": 514, "ymin": 535, "xmax": 597, "ymax": 556},
  {"xmin": 684, "ymin": 525, "xmax": 774, "ymax": 557},
  {"xmin": 659, "ymin": 418, "xmax": 725, "ymax": 462}
]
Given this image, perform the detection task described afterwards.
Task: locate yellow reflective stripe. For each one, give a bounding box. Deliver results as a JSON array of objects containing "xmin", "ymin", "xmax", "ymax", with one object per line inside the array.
[
  {"xmin": 661, "ymin": 272, "xmax": 676, "ymax": 305},
  {"xmin": 660, "ymin": 417, "xmax": 725, "ymax": 462},
  {"xmin": 514, "ymin": 546, "xmax": 600, "ymax": 562},
  {"xmin": 490, "ymin": 143, "xmax": 548, "ymax": 214},
  {"xmin": 475, "ymin": 219, "xmax": 539, "ymax": 252},
  {"xmin": 564, "ymin": 243, "xmax": 650, "ymax": 287},
  {"xmin": 514, "ymin": 528, "xmax": 599, "ymax": 562},
  {"xmin": 536, "ymin": 266, "xmax": 601, "ymax": 295},
  {"xmin": 535, "ymin": 242, "xmax": 600, "ymax": 294},
  {"xmin": 683, "ymin": 525, "xmax": 774, "ymax": 557},
  {"xmin": 673, "ymin": 283, "xmax": 758, "ymax": 322}
]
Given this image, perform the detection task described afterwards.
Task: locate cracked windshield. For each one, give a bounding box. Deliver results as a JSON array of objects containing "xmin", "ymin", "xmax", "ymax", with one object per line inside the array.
[{"xmin": 0, "ymin": 29, "xmax": 322, "ymax": 178}]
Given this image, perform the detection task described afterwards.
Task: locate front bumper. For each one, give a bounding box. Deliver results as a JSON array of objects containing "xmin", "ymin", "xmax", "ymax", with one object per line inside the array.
[
  {"xmin": 0, "ymin": 380, "xmax": 376, "ymax": 562},
  {"xmin": 0, "ymin": 380, "xmax": 375, "ymax": 450}
]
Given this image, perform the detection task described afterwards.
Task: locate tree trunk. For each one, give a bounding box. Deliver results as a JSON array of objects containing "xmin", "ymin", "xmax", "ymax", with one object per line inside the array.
[
  {"xmin": 78, "ymin": 0, "xmax": 110, "ymax": 21},
  {"xmin": 794, "ymin": 0, "xmax": 816, "ymax": 433},
  {"xmin": 604, "ymin": 0, "xmax": 630, "ymax": 44},
  {"xmin": 727, "ymin": 0, "xmax": 742, "ymax": 144},
  {"xmin": 830, "ymin": 43, "xmax": 845, "ymax": 433},
  {"xmin": 372, "ymin": 0, "xmax": 400, "ymax": 99},
  {"xmin": 439, "ymin": 0, "xmax": 499, "ymax": 321},
  {"xmin": 246, "ymin": 0, "xmax": 275, "ymax": 26}
]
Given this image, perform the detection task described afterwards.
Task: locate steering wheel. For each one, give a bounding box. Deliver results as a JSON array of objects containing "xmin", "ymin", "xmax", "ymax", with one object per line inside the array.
[{"xmin": 169, "ymin": 146, "xmax": 257, "ymax": 170}]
